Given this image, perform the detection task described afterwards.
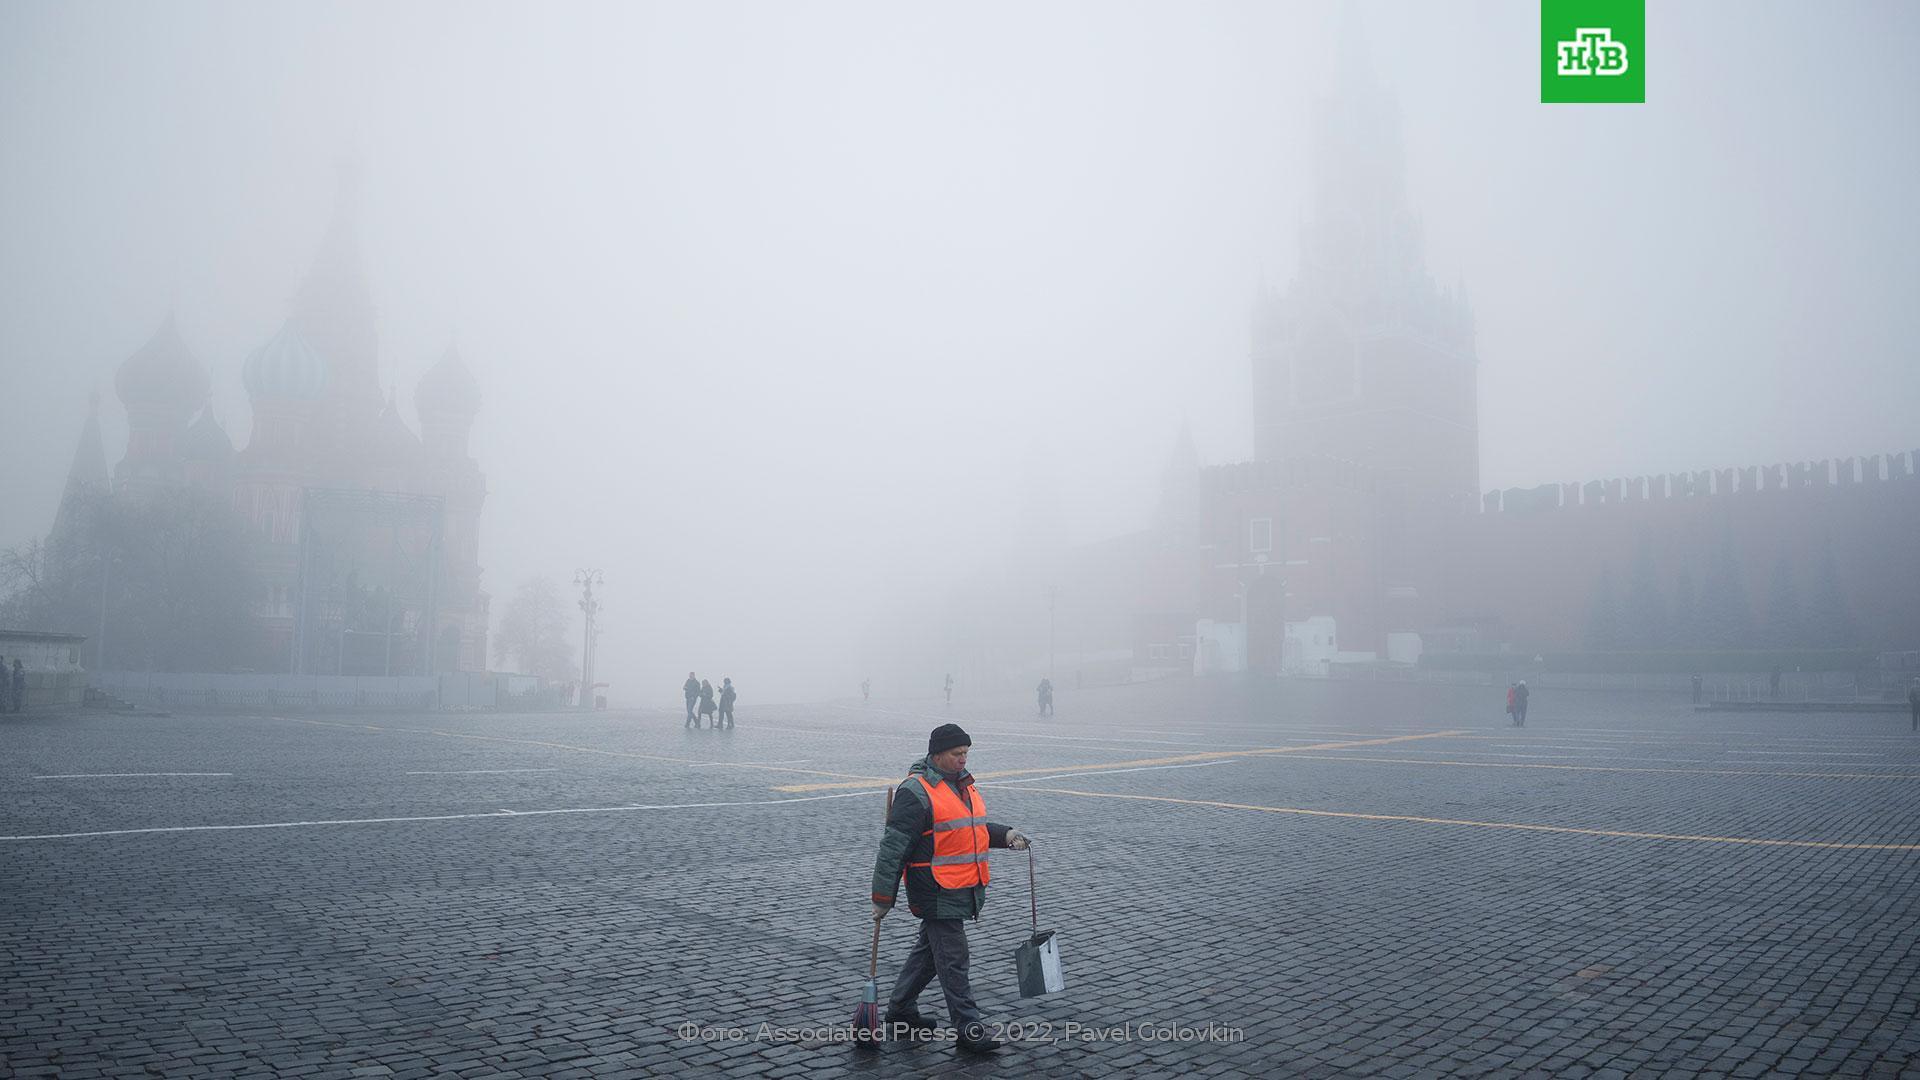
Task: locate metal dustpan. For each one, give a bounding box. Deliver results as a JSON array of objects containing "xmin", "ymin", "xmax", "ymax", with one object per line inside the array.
[{"xmin": 1012, "ymin": 846, "xmax": 1064, "ymax": 997}]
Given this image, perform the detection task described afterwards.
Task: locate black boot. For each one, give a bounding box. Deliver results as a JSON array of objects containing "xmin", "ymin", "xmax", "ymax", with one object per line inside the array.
[
  {"xmin": 883, "ymin": 1008, "xmax": 936, "ymax": 1034},
  {"xmin": 957, "ymin": 1025, "xmax": 1002, "ymax": 1054}
]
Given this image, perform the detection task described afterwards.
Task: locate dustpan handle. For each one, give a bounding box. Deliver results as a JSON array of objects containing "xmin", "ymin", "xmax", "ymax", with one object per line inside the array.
[{"xmin": 1028, "ymin": 845, "xmax": 1038, "ymax": 935}]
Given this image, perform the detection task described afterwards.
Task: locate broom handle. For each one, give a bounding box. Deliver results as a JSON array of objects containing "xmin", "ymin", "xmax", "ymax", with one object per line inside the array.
[{"xmin": 871, "ymin": 785, "xmax": 892, "ymax": 979}]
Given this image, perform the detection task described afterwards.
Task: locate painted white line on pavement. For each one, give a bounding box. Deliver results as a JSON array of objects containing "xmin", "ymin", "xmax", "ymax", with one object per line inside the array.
[
  {"xmin": 33, "ymin": 773, "xmax": 233, "ymax": 779},
  {"xmin": 687, "ymin": 760, "xmax": 809, "ymax": 768},
  {"xmin": 1725, "ymin": 750, "xmax": 1882, "ymax": 757},
  {"xmin": 405, "ymin": 769, "xmax": 561, "ymax": 775},
  {"xmin": 983, "ymin": 761, "xmax": 1235, "ymax": 785},
  {"xmin": 789, "ymin": 715, "xmax": 1283, "ymax": 752},
  {"xmin": 0, "ymin": 790, "xmax": 881, "ymax": 843}
]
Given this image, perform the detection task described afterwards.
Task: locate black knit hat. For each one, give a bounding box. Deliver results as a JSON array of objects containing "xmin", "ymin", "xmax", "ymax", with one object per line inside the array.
[{"xmin": 928, "ymin": 723, "xmax": 971, "ymax": 756}]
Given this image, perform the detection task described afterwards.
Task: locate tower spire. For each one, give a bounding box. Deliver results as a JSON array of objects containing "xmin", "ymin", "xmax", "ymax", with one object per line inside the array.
[
  {"xmin": 290, "ymin": 158, "xmax": 379, "ymax": 407},
  {"xmin": 51, "ymin": 391, "xmax": 110, "ymax": 547}
]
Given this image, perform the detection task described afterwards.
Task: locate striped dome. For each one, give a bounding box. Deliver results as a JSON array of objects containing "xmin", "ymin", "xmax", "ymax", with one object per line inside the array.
[{"xmin": 243, "ymin": 321, "xmax": 330, "ymax": 401}]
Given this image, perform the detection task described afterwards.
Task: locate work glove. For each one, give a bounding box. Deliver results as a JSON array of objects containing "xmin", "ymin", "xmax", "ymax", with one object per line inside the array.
[
  {"xmin": 1006, "ymin": 829, "xmax": 1030, "ymax": 851},
  {"xmin": 873, "ymin": 902, "xmax": 891, "ymax": 922}
]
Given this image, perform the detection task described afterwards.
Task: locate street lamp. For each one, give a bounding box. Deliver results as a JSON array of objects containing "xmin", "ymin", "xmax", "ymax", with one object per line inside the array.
[
  {"xmin": 1047, "ymin": 585, "xmax": 1058, "ymax": 678},
  {"xmin": 574, "ymin": 569, "xmax": 602, "ymax": 710}
]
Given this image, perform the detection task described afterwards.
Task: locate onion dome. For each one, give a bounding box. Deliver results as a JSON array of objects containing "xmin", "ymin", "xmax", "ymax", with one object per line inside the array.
[
  {"xmin": 416, "ymin": 344, "xmax": 480, "ymax": 419},
  {"xmin": 115, "ymin": 313, "xmax": 210, "ymax": 414},
  {"xmin": 181, "ymin": 403, "xmax": 235, "ymax": 461},
  {"xmin": 243, "ymin": 320, "xmax": 330, "ymax": 401},
  {"xmin": 373, "ymin": 391, "xmax": 422, "ymax": 461}
]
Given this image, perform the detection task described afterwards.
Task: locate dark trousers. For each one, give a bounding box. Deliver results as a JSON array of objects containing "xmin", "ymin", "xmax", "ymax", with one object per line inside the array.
[
  {"xmin": 684, "ymin": 696, "xmax": 697, "ymax": 723},
  {"xmin": 1516, "ymin": 703, "xmax": 1527, "ymax": 726},
  {"xmin": 889, "ymin": 917, "xmax": 984, "ymax": 1037}
]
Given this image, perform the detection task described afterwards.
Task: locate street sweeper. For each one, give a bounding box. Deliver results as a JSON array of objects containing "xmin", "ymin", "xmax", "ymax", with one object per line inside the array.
[{"xmin": 868, "ymin": 723, "xmax": 1030, "ymax": 1054}]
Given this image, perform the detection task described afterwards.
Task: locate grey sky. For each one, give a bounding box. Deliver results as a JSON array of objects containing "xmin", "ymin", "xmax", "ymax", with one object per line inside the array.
[{"xmin": 3, "ymin": 1, "xmax": 1916, "ymax": 700}]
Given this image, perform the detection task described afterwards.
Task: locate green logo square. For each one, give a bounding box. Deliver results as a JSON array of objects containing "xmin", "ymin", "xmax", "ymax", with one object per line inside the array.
[{"xmin": 1542, "ymin": 0, "xmax": 1644, "ymax": 103}]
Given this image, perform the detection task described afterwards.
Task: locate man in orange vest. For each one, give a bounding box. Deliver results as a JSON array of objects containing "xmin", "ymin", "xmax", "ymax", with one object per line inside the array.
[{"xmin": 871, "ymin": 723, "xmax": 1029, "ymax": 1054}]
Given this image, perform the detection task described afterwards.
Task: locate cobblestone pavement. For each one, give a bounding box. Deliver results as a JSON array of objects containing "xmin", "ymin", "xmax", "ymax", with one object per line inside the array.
[{"xmin": 4, "ymin": 678, "xmax": 1919, "ymax": 1078}]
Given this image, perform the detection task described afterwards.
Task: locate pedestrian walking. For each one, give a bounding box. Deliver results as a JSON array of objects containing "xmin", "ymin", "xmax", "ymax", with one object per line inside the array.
[
  {"xmin": 718, "ymin": 677, "xmax": 737, "ymax": 729},
  {"xmin": 862, "ymin": 678, "xmax": 871, "ymax": 704},
  {"xmin": 683, "ymin": 671, "xmax": 701, "ymax": 727},
  {"xmin": 0, "ymin": 654, "xmax": 10, "ymax": 713},
  {"xmin": 1770, "ymin": 664, "xmax": 1783, "ymax": 700},
  {"xmin": 698, "ymin": 678, "xmax": 717, "ymax": 725},
  {"xmin": 9, "ymin": 658, "xmax": 23, "ymax": 713},
  {"xmin": 1514, "ymin": 680, "xmax": 1529, "ymax": 727},
  {"xmin": 1908, "ymin": 678, "xmax": 1919, "ymax": 733},
  {"xmin": 944, "ymin": 674, "xmax": 953, "ymax": 706},
  {"xmin": 1505, "ymin": 683, "xmax": 1517, "ymax": 726},
  {"xmin": 870, "ymin": 724, "xmax": 1030, "ymax": 1054},
  {"xmin": 1691, "ymin": 673, "xmax": 1703, "ymax": 706},
  {"xmin": 1036, "ymin": 677, "xmax": 1053, "ymax": 718}
]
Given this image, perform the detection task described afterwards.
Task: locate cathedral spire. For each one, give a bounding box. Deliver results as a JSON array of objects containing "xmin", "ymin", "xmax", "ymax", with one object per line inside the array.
[
  {"xmin": 51, "ymin": 391, "xmax": 110, "ymax": 547},
  {"xmin": 290, "ymin": 159, "xmax": 379, "ymax": 407}
]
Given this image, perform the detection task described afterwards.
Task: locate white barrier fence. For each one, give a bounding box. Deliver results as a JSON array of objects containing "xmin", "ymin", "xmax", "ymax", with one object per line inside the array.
[{"xmin": 91, "ymin": 671, "xmax": 503, "ymax": 710}]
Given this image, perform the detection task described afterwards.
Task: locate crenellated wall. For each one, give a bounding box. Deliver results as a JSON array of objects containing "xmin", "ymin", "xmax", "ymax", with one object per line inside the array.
[
  {"xmin": 1481, "ymin": 450, "xmax": 1919, "ymax": 514},
  {"xmin": 1444, "ymin": 450, "xmax": 1920, "ymax": 653}
]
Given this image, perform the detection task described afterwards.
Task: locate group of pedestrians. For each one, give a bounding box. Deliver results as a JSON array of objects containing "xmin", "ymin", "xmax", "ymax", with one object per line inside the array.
[
  {"xmin": 682, "ymin": 672, "xmax": 737, "ymax": 729},
  {"xmin": 0, "ymin": 656, "xmax": 24, "ymax": 713},
  {"xmin": 1504, "ymin": 680, "xmax": 1529, "ymax": 726}
]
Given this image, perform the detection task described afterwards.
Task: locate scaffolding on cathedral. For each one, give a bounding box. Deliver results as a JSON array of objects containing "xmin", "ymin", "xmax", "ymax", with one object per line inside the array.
[{"xmin": 292, "ymin": 488, "xmax": 446, "ymax": 678}]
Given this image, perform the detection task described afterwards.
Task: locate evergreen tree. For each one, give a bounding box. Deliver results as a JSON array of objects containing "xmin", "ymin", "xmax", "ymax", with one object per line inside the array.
[
  {"xmin": 1805, "ymin": 543, "xmax": 1859, "ymax": 647},
  {"xmin": 1585, "ymin": 565, "xmax": 1623, "ymax": 651},
  {"xmin": 1698, "ymin": 532, "xmax": 1754, "ymax": 649},
  {"xmin": 1763, "ymin": 551, "xmax": 1806, "ymax": 648},
  {"xmin": 1624, "ymin": 537, "xmax": 1667, "ymax": 648},
  {"xmin": 1670, "ymin": 561, "xmax": 1699, "ymax": 649}
]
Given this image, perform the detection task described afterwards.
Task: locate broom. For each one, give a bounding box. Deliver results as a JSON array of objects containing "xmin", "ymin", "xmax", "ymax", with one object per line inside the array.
[{"xmin": 853, "ymin": 786, "xmax": 893, "ymax": 1034}]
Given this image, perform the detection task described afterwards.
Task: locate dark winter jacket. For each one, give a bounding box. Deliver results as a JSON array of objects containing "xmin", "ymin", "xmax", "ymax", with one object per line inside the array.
[
  {"xmin": 719, "ymin": 683, "xmax": 737, "ymax": 709},
  {"xmin": 683, "ymin": 677, "xmax": 700, "ymax": 700},
  {"xmin": 871, "ymin": 755, "xmax": 1011, "ymax": 921}
]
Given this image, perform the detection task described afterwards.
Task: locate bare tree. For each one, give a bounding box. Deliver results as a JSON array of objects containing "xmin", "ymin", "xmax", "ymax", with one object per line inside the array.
[{"xmin": 492, "ymin": 576, "xmax": 576, "ymax": 684}]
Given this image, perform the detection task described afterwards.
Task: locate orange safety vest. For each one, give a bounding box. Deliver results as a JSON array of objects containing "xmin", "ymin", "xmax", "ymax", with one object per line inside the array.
[{"xmin": 907, "ymin": 775, "xmax": 990, "ymax": 889}]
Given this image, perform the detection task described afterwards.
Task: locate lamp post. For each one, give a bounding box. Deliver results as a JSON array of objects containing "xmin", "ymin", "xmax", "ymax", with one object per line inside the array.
[
  {"xmin": 1047, "ymin": 585, "xmax": 1058, "ymax": 678},
  {"xmin": 574, "ymin": 569, "xmax": 602, "ymax": 710}
]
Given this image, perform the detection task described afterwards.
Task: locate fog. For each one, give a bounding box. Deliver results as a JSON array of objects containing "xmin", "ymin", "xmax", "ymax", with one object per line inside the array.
[{"xmin": 3, "ymin": 1, "xmax": 1916, "ymax": 702}]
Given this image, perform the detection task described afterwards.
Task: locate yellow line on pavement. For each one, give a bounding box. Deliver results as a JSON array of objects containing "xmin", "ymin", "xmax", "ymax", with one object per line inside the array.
[
  {"xmin": 283, "ymin": 718, "xmax": 883, "ymax": 782},
  {"xmin": 423, "ymin": 730, "xmax": 883, "ymax": 781},
  {"xmin": 1257, "ymin": 753, "xmax": 1920, "ymax": 781},
  {"xmin": 769, "ymin": 730, "xmax": 1467, "ymax": 792},
  {"xmin": 997, "ymin": 787, "xmax": 1920, "ymax": 851}
]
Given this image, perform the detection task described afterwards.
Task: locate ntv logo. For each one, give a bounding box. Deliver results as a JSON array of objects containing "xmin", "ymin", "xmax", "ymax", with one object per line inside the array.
[
  {"xmin": 1542, "ymin": 0, "xmax": 1641, "ymax": 102},
  {"xmin": 1556, "ymin": 27, "xmax": 1629, "ymax": 76}
]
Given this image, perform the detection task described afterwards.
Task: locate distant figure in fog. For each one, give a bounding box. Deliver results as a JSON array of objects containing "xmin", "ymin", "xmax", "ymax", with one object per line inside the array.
[
  {"xmin": 1691, "ymin": 673, "xmax": 1703, "ymax": 706},
  {"xmin": 1908, "ymin": 679, "xmax": 1919, "ymax": 733},
  {"xmin": 1770, "ymin": 664, "xmax": 1783, "ymax": 699},
  {"xmin": 698, "ymin": 678, "xmax": 717, "ymax": 725},
  {"xmin": 944, "ymin": 674, "xmax": 954, "ymax": 706},
  {"xmin": 0, "ymin": 654, "xmax": 10, "ymax": 712},
  {"xmin": 719, "ymin": 677, "xmax": 737, "ymax": 729},
  {"xmin": 1036, "ymin": 677, "xmax": 1053, "ymax": 717},
  {"xmin": 862, "ymin": 678, "xmax": 871, "ymax": 703},
  {"xmin": 684, "ymin": 671, "xmax": 701, "ymax": 727},
  {"xmin": 1514, "ymin": 680, "xmax": 1529, "ymax": 727},
  {"xmin": 9, "ymin": 658, "xmax": 22, "ymax": 712},
  {"xmin": 1506, "ymin": 683, "xmax": 1517, "ymax": 726}
]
